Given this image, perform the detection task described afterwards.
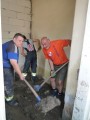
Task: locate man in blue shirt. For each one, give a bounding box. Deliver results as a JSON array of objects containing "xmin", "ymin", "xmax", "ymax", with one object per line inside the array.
[{"xmin": 2, "ymin": 33, "xmax": 25, "ymax": 106}]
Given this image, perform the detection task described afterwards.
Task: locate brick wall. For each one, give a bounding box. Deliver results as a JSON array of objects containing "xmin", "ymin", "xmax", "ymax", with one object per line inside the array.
[{"xmin": 1, "ymin": 0, "xmax": 31, "ymax": 42}]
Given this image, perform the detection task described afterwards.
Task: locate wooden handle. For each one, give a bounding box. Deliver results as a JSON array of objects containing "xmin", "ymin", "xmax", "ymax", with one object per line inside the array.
[
  {"xmin": 40, "ymin": 61, "xmax": 69, "ymax": 87},
  {"xmin": 24, "ymin": 79, "xmax": 41, "ymax": 101}
]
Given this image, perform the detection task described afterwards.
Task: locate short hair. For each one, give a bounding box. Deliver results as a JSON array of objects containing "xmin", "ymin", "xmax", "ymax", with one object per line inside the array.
[
  {"xmin": 23, "ymin": 35, "xmax": 27, "ymax": 40},
  {"xmin": 41, "ymin": 37, "xmax": 47, "ymax": 42},
  {"xmin": 41, "ymin": 37, "xmax": 50, "ymax": 42},
  {"xmin": 13, "ymin": 33, "xmax": 24, "ymax": 39}
]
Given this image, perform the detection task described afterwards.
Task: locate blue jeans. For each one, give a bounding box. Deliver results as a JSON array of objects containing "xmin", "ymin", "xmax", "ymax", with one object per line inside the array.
[{"xmin": 4, "ymin": 68, "xmax": 14, "ymax": 98}]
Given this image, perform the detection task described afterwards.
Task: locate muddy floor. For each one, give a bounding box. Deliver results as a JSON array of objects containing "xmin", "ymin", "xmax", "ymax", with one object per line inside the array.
[{"xmin": 6, "ymin": 72, "xmax": 64, "ymax": 120}]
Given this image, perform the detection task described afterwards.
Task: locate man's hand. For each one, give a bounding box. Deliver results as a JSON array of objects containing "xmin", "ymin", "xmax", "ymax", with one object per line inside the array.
[
  {"xmin": 50, "ymin": 70, "xmax": 56, "ymax": 77},
  {"xmin": 20, "ymin": 74, "xmax": 25, "ymax": 80},
  {"xmin": 10, "ymin": 59, "xmax": 25, "ymax": 81}
]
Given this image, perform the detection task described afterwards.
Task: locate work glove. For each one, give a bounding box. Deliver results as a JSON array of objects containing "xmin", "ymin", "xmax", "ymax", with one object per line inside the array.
[{"xmin": 50, "ymin": 70, "xmax": 56, "ymax": 77}]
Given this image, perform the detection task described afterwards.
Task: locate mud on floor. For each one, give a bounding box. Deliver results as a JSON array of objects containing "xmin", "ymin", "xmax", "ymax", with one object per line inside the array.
[{"xmin": 6, "ymin": 73, "xmax": 64, "ymax": 120}]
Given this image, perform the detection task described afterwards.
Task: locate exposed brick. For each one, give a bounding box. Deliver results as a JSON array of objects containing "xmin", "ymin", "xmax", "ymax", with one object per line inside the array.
[
  {"xmin": 9, "ymin": 18, "xmax": 25, "ymax": 26},
  {"xmin": 1, "ymin": 9, "xmax": 17, "ymax": 18},
  {"xmin": 1, "ymin": 0, "xmax": 31, "ymax": 39},
  {"xmin": 17, "ymin": 0, "xmax": 31, "ymax": 8},
  {"xmin": 2, "ymin": 1, "xmax": 24, "ymax": 13},
  {"xmin": 23, "ymin": 7, "xmax": 31, "ymax": 14},
  {"xmin": 7, "ymin": 31, "xmax": 17, "ymax": 38},
  {"xmin": 17, "ymin": 13, "xmax": 31, "ymax": 21},
  {"xmin": 2, "ymin": 31, "xmax": 10, "ymax": 38},
  {"xmin": 1, "ymin": 16, "xmax": 9, "ymax": 24},
  {"xmin": 2, "ymin": 0, "xmax": 18, "ymax": 5},
  {"xmin": 24, "ymin": 21, "xmax": 30, "ymax": 28},
  {"xmin": 2, "ymin": 24, "xmax": 22, "ymax": 31},
  {"xmin": 23, "ymin": 32, "xmax": 30, "ymax": 38}
]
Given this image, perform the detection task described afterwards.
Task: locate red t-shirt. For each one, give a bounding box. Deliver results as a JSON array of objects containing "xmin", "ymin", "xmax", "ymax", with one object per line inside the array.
[{"xmin": 43, "ymin": 40, "xmax": 70, "ymax": 65}]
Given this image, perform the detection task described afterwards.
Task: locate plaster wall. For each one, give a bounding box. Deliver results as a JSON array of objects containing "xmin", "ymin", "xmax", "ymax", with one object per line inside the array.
[
  {"xmin": 72, "ymin": 0, "xmax": 90, "ymax": 119},
  {"xmin": 62, "ymin": 0, "xmax": 89, "ymax": 119},
  {"xmin": 32, "ymin": 0, "xmax": 76, "ymax": 77}
]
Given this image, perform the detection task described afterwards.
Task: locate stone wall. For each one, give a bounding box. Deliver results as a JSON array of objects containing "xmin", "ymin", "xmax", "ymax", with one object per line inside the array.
[{"xmin": 1, "ymin": 0, "xmax": 31, "ymax": 42}]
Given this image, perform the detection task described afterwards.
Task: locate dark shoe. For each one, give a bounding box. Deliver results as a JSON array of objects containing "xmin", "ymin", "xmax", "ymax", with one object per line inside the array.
[
  {"xmin": 6, "ymin": 99, "xmax": 18, "ymax": 106},
  {"xmin": 31, "ymin": 76, "xmax": 37, "ymax": 84},
  {"xmin": 51, "ymin": 89, "xmax": 58, "ymax": 96},
  {"xmin": 56, "ymin": 92, "xmax": 65, "ymax": 100}
]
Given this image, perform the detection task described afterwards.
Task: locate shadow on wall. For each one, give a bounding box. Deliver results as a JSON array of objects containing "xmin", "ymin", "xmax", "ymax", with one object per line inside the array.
[
  {"xmin": 63, "ymin": 46, "xmax": 71, "ymax": 91},
  {"xmin": 33, "ymin": 39, "xmax": 41, "ymax": 52},
  {"xmin": 33, "ymin": 39, "xmax": 46, "ymax": 77},
  {"xmin": 64, "ymin": 46, "xmax": 71, "ymax": 59}
]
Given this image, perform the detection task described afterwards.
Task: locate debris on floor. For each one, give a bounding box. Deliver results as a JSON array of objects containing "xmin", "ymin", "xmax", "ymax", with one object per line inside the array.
[
  {"xmin": 5, "ymin": 72, "xmax": 64, "ymax": 120},
  {"xmin": 38, "ymin": 96, "xmax": 61, "ymax": 113}
]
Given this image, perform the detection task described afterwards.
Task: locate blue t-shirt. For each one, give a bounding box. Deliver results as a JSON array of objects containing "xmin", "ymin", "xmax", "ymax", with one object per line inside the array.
[{"xmin": 2, "ymin": 40, "xmax": 19, "ymax": 68}]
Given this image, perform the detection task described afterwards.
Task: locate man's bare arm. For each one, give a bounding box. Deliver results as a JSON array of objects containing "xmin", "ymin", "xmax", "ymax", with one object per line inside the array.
[
  {"xmin": 48, "ymin": 59, "xmax": 54, "ymax": 71},
  {"xmin": 10, "ymin": 59, "xmax": 24, "ymax": 80}
]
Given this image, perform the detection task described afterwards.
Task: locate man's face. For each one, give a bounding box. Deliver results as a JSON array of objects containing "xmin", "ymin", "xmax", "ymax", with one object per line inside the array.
[
  {"xmin": 41, "ymin": 38, "xmax": 50, "ymax": 49},
  {"xmin": 14, "ymin": 36, "xmax": 24, "ymax": 47}
]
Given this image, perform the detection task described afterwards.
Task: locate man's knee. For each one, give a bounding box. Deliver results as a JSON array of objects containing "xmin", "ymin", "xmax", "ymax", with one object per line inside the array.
[
  {"xmin": 50, "ymin": 78, "xmax": 55, "ymax": 82},
  {"xmin": 58, "ymin": 80, "xmax": 63, "ymax": 85}
]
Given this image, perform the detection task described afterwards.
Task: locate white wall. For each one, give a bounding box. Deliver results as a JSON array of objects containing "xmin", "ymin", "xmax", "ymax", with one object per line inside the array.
[
  {"xmin": 32, "ymin": 0, "xmax": 75, "ymax": 40},
  {"xmin": 72, "ymin": 0, "xmax": 90, "ymax": 119},
  {"xmin": 0, "ymin": 0, "xmax": 6, "ymax": 119},
  {"xmin": 62, "ymin": 0, "xmax": 89, "ymax": 119},
  {"xmin": 32, "ymin": 0, "xmax": 76, "ymax": 77}
]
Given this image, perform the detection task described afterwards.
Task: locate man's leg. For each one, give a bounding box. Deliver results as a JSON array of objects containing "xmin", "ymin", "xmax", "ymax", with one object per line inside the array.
[
  {"xmin": 31, "ymin": 53, "xmax": 37, "ymax": 83},
  {"xmin": 22, "ymin": 55, "xmax": 30, "ymax": 76},
  {"xmin": 56, "ymin": 64, "xmax": 68, "ymax": 95},
  {"xmin": 50, "ymin": 77, "xmax": 58, "ymax": 96},
  {"xmin": 57, "ymin": 80, "xmax": 64, "ymax": 94},
  {"xmin": 4, "ymin": 68, "xmax": 18, "ymax": 106},
  {"xmin": 50, "ymin": 78, "xmax": 56, "ymax": 89}
]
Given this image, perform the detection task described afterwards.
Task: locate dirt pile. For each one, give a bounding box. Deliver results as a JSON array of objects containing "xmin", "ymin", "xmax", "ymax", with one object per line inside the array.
[
  {"xmin": 6, "ymin": 73, "xmax": 64, "ymax": 120},
  {"xmin": 39, "ymin": 96, "xmax": 61, "ymax": 113}
]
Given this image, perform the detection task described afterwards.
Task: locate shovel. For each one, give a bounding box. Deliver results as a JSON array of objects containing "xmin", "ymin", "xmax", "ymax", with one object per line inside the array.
[
  {"xmin": 24, "ymin": 79, "xmax": 41, "ymax": 102},
  {"xmin": 34, "ymin": 61, "xmax": 68, "ymax": 91}
]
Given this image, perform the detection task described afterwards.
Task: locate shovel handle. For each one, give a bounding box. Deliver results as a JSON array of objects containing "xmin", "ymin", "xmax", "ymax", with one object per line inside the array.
[
  {"xmin": 40, "ymin": 61, "xmax": 69, "ymax": 88},
  {"xmin": 24, "ymin": 79, "xmax": 41, "ymax": 102}
]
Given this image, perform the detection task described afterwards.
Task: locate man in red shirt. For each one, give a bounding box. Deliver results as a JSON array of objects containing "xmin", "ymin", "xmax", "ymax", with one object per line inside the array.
[{"xmin": 41, "ymin": 37, "xmax": 71, "ymax": 97}]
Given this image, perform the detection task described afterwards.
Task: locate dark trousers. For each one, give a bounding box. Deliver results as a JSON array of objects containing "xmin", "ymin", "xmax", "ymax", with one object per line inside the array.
[
  {"xmin": 23, "ymin": 51, "xmax": 37, "ymax": 73},
  {"xmin": 4, "ymin": 68, "xmax": 14, "ymax": 99}
]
